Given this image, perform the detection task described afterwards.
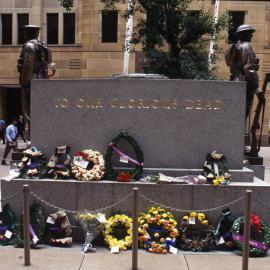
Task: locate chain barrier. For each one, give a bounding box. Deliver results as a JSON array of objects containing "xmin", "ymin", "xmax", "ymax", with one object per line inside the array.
[
  {"xmin": 0, "ymin": 191, "xmax": 21, "ymax": 202},
  {"xmin": 138, "ymin": 193, "xmax": 245, "ymax": 213},
  {"xmin": 30, "ymin": 191, "xmax": 133, "ymax": 215},
  {"xmin": 0, "ymin": 190, "xmax": 251, "ymax": 215}
]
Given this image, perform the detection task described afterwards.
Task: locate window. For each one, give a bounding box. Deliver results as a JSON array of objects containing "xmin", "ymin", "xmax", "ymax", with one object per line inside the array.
[
  {"xmin": 17, "ymin": 14, "xmax": 29, "ymax": 44},
  {"xmin": 228, "ymin": 11, "xmax": 245, "ymax": 44},
  {"xmin": 1, "ymin": 14, "xmax": 12, "ymax": 45},
  {"xmin": 102, "ymin": 11, "xmax": 118, "ymax": 43},
  {"xmin": 47, "ymin": 13, "xmax": 59, "ymax": 44},
  {"xmin": 63, "ymin": 13, "xmax": 75, "ymax": 44},
  {"xmin": 187, "ymin": 10, "xmax": 200, "ymax": 17}
]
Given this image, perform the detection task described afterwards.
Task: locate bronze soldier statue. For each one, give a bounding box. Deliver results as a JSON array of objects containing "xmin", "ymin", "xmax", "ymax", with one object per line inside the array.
[
  {"xmin": 17, "ymin": 25, "xmax": 51, "ymax": 132},
  {"xmin": 225, "ymin": 24, "xmax": 264, "ymax": 120}
]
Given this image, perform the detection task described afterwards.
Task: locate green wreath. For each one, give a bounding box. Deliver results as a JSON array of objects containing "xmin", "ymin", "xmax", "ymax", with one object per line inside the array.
[
  {"xmin": 231, "ymin": 216, "xmax": 270, "ymax": 257},
  {"xmin": 105, "ymin": 131, "xmax": 144, "ymax": 181}
]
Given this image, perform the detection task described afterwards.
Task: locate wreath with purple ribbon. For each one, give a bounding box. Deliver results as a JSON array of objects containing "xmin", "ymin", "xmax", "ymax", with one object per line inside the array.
[
  {"xmin": 232, "ymin": 216, "xmax": 270, "ymax": 257},
  {"xmin": 105, "ymin": 131, "xmax": 144, "ymax": 181}
]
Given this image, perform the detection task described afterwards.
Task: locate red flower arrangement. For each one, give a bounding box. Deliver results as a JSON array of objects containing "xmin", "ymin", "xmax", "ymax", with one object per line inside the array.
[
  {"xmin": 251, "ymin": 214, "xmax": 261, "ymax": 233},
  {"xmin": 117, "ymin": 172, "xmax": 132, "ymax": 182}
]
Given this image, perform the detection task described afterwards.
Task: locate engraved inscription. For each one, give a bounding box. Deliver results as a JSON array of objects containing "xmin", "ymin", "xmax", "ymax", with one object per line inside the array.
[{"xmin": 54, "ymin": 98, "xmax": 223, "ymax": 111}]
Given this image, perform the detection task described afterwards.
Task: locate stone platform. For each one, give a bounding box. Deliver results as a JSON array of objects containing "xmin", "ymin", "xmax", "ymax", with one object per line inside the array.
[{"xmin": 1, "ymin": 178, "xmax": 270, "ymax": 225}]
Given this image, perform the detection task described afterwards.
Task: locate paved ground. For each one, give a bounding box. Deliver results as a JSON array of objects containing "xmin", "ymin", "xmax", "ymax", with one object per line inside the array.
[
  {"xmin": 0, "ymin": 245, "xmax": 269, "ymax": 270},
  {"xmin": 1, "ymin": 144, "xmax": 270, "ymax": 269}
]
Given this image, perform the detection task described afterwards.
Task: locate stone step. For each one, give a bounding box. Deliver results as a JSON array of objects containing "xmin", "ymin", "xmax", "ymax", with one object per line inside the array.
[{"xmin": 1, "ymin": 177, "xmax": 270, "ymax": 237}]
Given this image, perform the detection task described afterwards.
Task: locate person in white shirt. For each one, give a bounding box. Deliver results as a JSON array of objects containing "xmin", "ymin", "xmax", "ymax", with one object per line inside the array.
[{"xmin": 1, "ymin": 119, "xmax": 18, "ymax": 166}]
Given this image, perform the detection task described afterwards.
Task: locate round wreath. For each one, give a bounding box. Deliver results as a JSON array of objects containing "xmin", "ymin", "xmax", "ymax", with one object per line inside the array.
[
  {"xmin": 71, "ymin": 149, "xmax": 105, "ymax": 181},
  {"xmin": 105, "ymin": 131, "xmax": 144, "ymax": 181},
  {"xmin": 203, "ymin": 151, "xmax": 231, "ymax": 186},
  {"xmin": 138, "ymin": 207, "xmax": 178, "ymax": 254},
  {"xmin": 231, "ymin": 215, "xmax": 270, "ymax": 257},
  {"xmin": 103, "ymin": 214, "xmax": 132, "ymax": 251},
  {"xmin": 178, "ymin": 212, "xmax": 216, "ymax": 252}
]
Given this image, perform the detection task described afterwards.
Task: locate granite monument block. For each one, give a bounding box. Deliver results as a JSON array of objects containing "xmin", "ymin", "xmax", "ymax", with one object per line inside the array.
[{"xmin": 31, "ymin": 79, "xmax": 245, "ymax": 169}]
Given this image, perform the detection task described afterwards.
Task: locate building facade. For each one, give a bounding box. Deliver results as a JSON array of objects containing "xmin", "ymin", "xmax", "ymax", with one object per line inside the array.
[{"xmin": 0, "ymin": 0, "xmax": 270, "ymax": 142}]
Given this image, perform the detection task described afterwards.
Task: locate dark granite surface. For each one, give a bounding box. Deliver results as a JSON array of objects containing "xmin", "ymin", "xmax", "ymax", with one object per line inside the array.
[{"xmin": 31, "ymin": 79, "xmax": 245, "ymax": 169}]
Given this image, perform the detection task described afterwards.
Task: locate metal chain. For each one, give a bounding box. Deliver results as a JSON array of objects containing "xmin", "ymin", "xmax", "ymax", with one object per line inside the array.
[
  {"xmin": 90, "ymin": 193, "xmax": 133, "ymax": 214},
  {"xmin": 253, "ymin": 197, "xmax": 270, "ymax": 211},
  {"xmin": 0, "ymin": 191, "xmax": 21, "ymax": 202},
  {"xmin": 30, "ymin": 191, "xmax": 77, "ymax": 214},
  {"xmin": 30, "ymin": 191, "xmax": 132, "ymax": 215},
  {"xmin": 139, "ymin": 193, "xmax": 245, "ymax": 213}
]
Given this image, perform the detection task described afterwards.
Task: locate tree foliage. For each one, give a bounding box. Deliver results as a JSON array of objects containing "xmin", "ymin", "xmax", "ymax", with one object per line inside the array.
[{"xmin": 59, "ymin": 0, "xmax": 229, "ymax": 79}]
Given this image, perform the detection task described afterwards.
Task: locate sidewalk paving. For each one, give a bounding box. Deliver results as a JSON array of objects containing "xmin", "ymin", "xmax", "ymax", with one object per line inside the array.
[
  {"xmin": 1, "ymin": 145, "xmax": 270, "ymax": 269},
  {"xmin": 0, "ymin": 246, "xmax": 269, "ymax": 270}
]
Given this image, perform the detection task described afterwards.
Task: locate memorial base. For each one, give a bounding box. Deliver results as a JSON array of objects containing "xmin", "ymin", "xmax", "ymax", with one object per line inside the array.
[
  {"xmin": 1, "ymin": 176, "xmax": 270, "ymax": 235},
  {"xmin": 246, "ymin": 165, "xmax": 265, "ymax": 180}
]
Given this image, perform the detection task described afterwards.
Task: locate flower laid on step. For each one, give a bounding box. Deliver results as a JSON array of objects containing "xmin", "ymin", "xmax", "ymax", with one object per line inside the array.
[
  {"xmin": 17, "ymin": 147, "xmax": 47, "ymax": 179},
  {"xmin": 202, "ymin": 151, "xmax": 231, "ymax": 186},
  {"xmin": 77, "ymin": 212, "xmax": 105, "ymax": 253}
]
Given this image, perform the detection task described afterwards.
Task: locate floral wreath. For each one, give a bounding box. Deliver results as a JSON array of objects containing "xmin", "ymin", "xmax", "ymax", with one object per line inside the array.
[
  {"xmin": 103, "ymin": 214, "xmax": 132, "ymax": 251},
  {"xmin": 105, "ymin": 131, "xmax": 144, "ymax": 182},
  {"xmin": 231, "ymin": 215, "xmax": 270, "ymax": 257},
  {"xmin": 203, "ymin": 151, "xmax": 231, "ymax": 186},
  {"xmin": 71, "ymin": 149, "xmax": 105, "ymax": 181},
  {"xmin": 178, "ymin": 212, "xmax": 215, "ymax": 251},
  {"xmin": 138, "ymin": 207, "xmax": 178, "ymax": 254}
]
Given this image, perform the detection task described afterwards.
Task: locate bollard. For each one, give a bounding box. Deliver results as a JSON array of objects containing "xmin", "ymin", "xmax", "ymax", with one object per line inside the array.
[
  {"xmin": 132, "ymin": 188, "xmax": 139, "ymax": 270},
  {"xmin": 242, "ymin": 190, "xmax": 252, "ymax": 270},
  {"xmin": 23, "ymin": 185, "xmax": 31, "ymax": 266}
]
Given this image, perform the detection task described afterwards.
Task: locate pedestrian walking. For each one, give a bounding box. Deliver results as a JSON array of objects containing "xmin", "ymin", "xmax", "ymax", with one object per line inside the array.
[
  {"xmin": 0, "ymin": 119, "xmax": 5, "ymax": 144},
  {"xmin": 1, "ymin": 119, "xmax": 18, "ymax": 166},
  {"xmin": 16, "ymin": 115, "xmax": 26, "ymax": 142}
]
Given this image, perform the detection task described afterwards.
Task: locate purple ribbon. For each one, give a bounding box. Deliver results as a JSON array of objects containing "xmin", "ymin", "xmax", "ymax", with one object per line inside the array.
[
  {"xmin": 232, "ymin": 233, "xmax": 269, "ymax": 251},
  {"xmin": 29, "ymin": 224, "xmax": 38, "ymax": 242},
  {"xmin": 0, "ymin": 225, "xmax": 7, "ymax": 232},
  {"xmin": 49, "ymin": 226, "xmax": 64, "ymax": 233},
  {"xmin": 109, "ymin": 143, "xmax": 144, "ymax": 167}
]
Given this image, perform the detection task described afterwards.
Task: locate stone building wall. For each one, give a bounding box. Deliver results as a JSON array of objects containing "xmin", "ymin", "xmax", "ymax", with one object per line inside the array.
[{"xmin": 0, "ymin": 0, "xmax": 270, "ymax": 142}]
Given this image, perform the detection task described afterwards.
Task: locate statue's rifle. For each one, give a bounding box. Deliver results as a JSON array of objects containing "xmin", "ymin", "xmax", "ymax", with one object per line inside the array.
[{"xmin": 249, "ymin": 73, "xmax": 270, "ymax": 157}]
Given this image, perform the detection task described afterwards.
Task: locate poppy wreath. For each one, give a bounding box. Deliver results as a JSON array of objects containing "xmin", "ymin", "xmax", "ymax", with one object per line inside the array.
[
  {"xmin": 231, "ymin": 215, "xmax": 270, "ymax": 257},
  {"xmin": 138, "ymin": 207, "xmax": 178, "ymax": 254},
  {"xmin": 71, "ymin": 149, "xmax": 105, "ymax": 181},
  {"xmin": 105, "ymin": 131, "xmax": 144, "ymax": 181},
  {"xmin": 103, "ymin": 214, "xmax": 132, "ymax": 251},
  {"xmin": 178, "ymin": 212, "xmax": 216, "ymax": 251}
]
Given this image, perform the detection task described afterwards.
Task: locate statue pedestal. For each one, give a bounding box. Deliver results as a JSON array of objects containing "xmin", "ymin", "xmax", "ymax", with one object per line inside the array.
[{"xmin": 247, "ymin": 156, "xmax": 264, "ymax": 165}]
